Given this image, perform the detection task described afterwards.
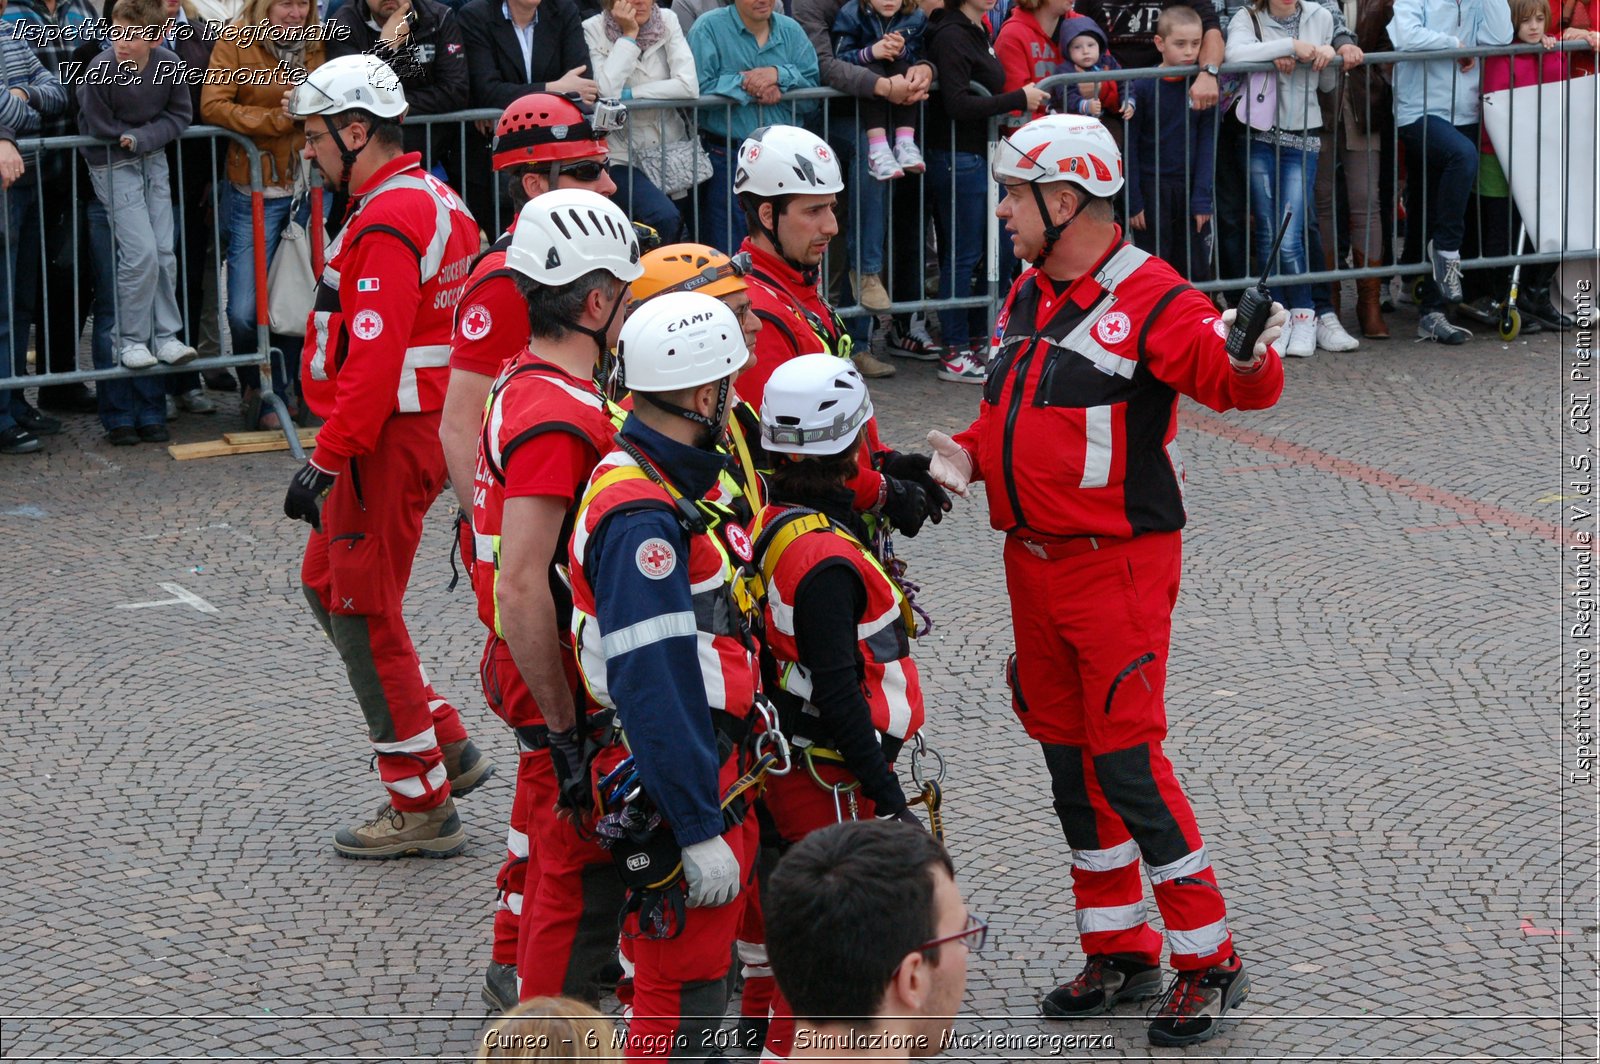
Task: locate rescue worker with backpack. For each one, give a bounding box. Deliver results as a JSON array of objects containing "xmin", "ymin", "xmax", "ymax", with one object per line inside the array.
[
  {"xmin": 748, "ymin": 353, "xmax": 934, "ymax": 1058},
  {"xmin": 567, "ymin": 292, "xmax": 764, "ymax": 1061},
  {"xmin": 923, "ymin": 114, "xmax": 1286, "ymax": 1047},
  {"xmin": 281, "ymin": 54, "xmax": 492, "ymax": 858},
  {"xmin": 470, "ymin": 190, "xmax": 643, "ymax": 1011}
]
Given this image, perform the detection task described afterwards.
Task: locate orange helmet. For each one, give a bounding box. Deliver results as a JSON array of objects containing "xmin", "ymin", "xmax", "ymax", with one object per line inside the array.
[
  {"xmin": 632, "ymin": 244, "xmax": 752, "ymax": 302},
  {"xmin": 491, "ymin": 93, "xmax": 608, "ymax": 171}
]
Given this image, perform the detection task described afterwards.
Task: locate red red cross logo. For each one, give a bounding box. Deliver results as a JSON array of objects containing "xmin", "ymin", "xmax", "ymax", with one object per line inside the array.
[
  {"xmin": 636, "ymin": 537, "xmax": 677, "ymax": 579},
  {"xmin": 461, "ymin": 304, "xmax": 492, "ymax": 341}
]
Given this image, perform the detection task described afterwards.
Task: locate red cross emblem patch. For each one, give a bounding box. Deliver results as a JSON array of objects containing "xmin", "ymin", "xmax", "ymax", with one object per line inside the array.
[
  {"xmin": 351, "ymin": 310, "xmax": 384, "ymax": 341},
  {"xmin": 461, "ymin": 304, "xmax": 492, "ymax": 341},
  {"xmin": 724, "ymin": 522, "xmax": 753, "ymax": 562},
  {"xmin": 1093, "ymin": 311, "xmax": 1131, "ymax": 346},
  {"xmin": 635, "ymin": 538, "xmax": 677, "ymax": 580}
]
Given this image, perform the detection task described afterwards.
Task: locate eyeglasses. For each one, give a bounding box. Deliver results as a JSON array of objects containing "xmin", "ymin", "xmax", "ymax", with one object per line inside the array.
[
  {"xmin": 916, "ymin": 913, "xmax": 988, "ymax": 956},
  {"xmin": 553, "ymin": 158, "xmax": 611, "ymax": 183},
  {"xmin": 303, "ymin": 130, "xmax": 333, "ymax": 148}
]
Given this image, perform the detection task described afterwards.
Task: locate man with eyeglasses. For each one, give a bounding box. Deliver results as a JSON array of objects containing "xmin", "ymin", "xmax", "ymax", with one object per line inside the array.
[
  {"xmin": 631, "ymin": 243, "xmax": 763, "ymax": 355},
  {"xmin": 282, "ymin": 55, "xmax": 491, "ymax": 857},
  {"xmin": 766, "ymin": 819, "xmax": 978, "ymax": 1062}
]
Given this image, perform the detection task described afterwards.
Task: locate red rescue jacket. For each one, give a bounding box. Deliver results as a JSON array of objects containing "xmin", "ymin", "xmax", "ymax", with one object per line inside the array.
[
  {"xmin": 954, "ymin": 230, "xmax": 1284, "ymax": 540},
  {"xmin": 304, "ymin": 152, "xmax": 479, "ymax": 470}
]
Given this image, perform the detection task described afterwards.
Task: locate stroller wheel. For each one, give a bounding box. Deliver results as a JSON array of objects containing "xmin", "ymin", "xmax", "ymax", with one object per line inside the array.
[{"xmin": 1498, "ymin": 306, "xmax": 1521, "ymax": 342}]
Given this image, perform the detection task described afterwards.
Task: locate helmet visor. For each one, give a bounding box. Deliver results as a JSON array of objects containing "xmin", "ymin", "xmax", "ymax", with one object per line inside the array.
[
  {"xmin": 992, "ymin": 132, "xmax": 1055, "ymax": 184},
  {"xmin": 763, "ymin": 395, "xmax": 872, "ymax": 452},
  {"xmin": 287, "ymin": 77, "xmax": 339, "ymax": 118}
]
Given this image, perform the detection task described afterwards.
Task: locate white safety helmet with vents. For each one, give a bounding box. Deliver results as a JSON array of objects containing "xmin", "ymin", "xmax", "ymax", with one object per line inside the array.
[
  {"xmin": 734, "ymin": 125, "xmax": 845, "ymax": 198},
  {"xmin": 619, "ymin": 292, "xmax": 746, "ymax": 394},
  {"xmin": 505, "ymin": 189, "xmax": 643, "ymax": 287},
  {"xmin": 992, "ymin": 114, "xmax": 1124, "ymax": 198},
  {"xmin": 287, "ymin": 54, "xmax": 409, "ymax": 121},
  {"xmin": 759, "ymin": 353, "xmax": 873, "ymax": 457}
]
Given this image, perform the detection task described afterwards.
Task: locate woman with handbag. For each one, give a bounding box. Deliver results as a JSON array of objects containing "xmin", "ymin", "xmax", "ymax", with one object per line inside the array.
[
  {"xmin": 200, "ymin": 0, "xmax": 326, "ymax": 429},
  {"xmin": 583, "ymin": 0, "xmax": 702, "ymax": 241},
  {"xmin": 1225, "ymin": 0, "xmax": 1338, "ymax": 357}
]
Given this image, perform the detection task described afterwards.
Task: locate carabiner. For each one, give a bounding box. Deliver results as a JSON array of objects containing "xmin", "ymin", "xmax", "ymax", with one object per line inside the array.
[{"xmin": 909, "ymin": 732, "xmax": 946, "ymax": 790}]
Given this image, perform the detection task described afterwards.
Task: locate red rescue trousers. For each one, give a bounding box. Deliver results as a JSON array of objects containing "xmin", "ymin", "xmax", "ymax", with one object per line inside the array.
[
  {"xmin": 625, "ymin": 813, "xmax": 759, "ymax": 1062},
  {"xmin": 480, "ymin": 634, "xmax": 627, "ymax": 999},
  {"xmin": 300, "ymin": 412, "xmax": 467, "ymax": 813},
  {"xmin": 1004, "ymin": 531, "xmax": 1232, "ymax": 972},
  {"xmin": 759, "ymin": 761, "xmax": 880, "ymax": 1059}
]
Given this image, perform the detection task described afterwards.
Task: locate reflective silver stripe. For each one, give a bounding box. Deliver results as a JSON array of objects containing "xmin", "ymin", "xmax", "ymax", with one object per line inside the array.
[
  {"xmin": 1166, "ymin": 917, "xmax": 1230, "ymax": 958},
  {"xmin": 1076, "ymin": 335, "xmax": 1138, "ymax": 378},
  {"xmin": 506, "ymin": 826, "xmax": 530, "ymax": 859},
  {"xmin": 383, "ymin": 761, "xmax": 448, "ymax": 798},
  {"xmin": 602, "ymin": 611, "xmax": 696, "ymax": 659},
  {"xmin": 1148, "ymin": 844, "xmax": 1208, "ymax": 885},
  {"xmin": 1080, "ymin": 405, "xmax": 1113, "ymax": 489},
  {"xmin": 1166, "ymin": 439, "xmax": 1186, "ymax": 503},
  {"xmin": 397, "ymin": 344, "xmax": 452, "ymax": 413},
  {"xmin": 1075, "ymin": 901, "xmax": 1148, "ymax": 934},
  {"xmin": 1094, "ymin": 245, "xmax": 1151, "ymax": 289},
  {"xmin": 1072, "ymin": 838, "xmax": 1142, "ymax": 873},
  {"xmin": 372, "ymin": 727, "xmax": 439, "ymax": 754},
  {"xmin": 309, "ymin": 311, "xmax": 333, "ymax": 381},
  {"xmin": 879, "ymin": 658, "xmax": 915, "ymax": 739}
]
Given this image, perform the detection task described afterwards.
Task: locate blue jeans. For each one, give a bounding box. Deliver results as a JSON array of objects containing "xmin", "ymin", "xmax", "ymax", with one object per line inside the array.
[
  {"xmin": 611, "ymin": 164, "xmax": 684, "ymax": 244},
  {"xmin": 1248, "ymin": 139, "xmax": 1318, "ymax": 311},
  {"xmin": 1398, "ymin": 117, "xmax": 1478, "ymax": 313},
  {"xmin": 88, "ymin": 200, "xmax": 165, "ymax": 430},
  {"xmin": 221, "ymin": 182, "xmax": 307, "ymax": 401},
  {"xmin": 0, "ymin": 185, "xmax": 27, "ymax": 432},
  {"xmin": 926, "ymin": 148, "xmax": 988, "ymax": 348},
  {"xmin": 695, "ymin": 141, "xmax": 747, "ymax": 254},
  {"xmin": 837, "ymin": 116, "xmax": 889, "ymax": 276}
]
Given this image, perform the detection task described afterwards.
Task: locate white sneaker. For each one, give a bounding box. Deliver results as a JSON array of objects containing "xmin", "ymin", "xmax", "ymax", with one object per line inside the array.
[
  {"xmin": 155, "ymin": 339, "xmax": 198, "ymax": 365},
  {"xmin": 120, "ymin": 344, "xmax": 157, "ymax": 369},
  {"xmin": 866, "ymin": 143, "xmax": 903, "ymax": 181},
  {"xmin": 1285, "ymin": 308, "xmax": 1317, "ymax": 357},
  {"xmin": 1315, "ymin": 312, "xmax": 1360, "ymax": 352},
  {"xmin": 1391, "ymin": 275, "xmax": 1414, "ymax": 307},
  {"xmin": 179, "ymin": 388, "xmax": 216, "ymax": 414},
  {"xmin": 165, "ymin": 394, "xmax": 178, "ymax": 421},
  {"xmin": 936, "ymin": 349, "xmax": 987, "ymax": 384},
  {"xmin": 893, "ymin": 139, "xmax": 925, "ymax": 174}
]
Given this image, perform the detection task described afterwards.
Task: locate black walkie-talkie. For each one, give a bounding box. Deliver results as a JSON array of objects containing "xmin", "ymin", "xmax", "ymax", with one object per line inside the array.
[{"xmin": 1225, "ymin": 211, "xmax": 1292, "ymax": 363}]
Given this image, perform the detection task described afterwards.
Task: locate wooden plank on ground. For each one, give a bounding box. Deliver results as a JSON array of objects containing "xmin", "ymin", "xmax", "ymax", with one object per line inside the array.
[
  {"xmin": 168, "ymin": 428, "xmax": 318, "ymax": 461},
  {"xmin": 222, "ymin": 429, "xmax": 319, "ymax": 446}
]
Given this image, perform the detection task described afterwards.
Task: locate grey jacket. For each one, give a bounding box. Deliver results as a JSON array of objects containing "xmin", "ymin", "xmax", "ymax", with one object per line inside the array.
[
  {"xmin": 1224, "ymin": 2, "xmax": 1338, "ymax": 131},
  {"xmin": 76, "ymin": 46, "xmax": 193, "ymax": 165}
]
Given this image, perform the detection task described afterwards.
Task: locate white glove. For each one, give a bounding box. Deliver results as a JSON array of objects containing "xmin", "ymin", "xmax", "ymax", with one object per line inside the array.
[
  {"xmin": 1220, "ymin": 302, "xmax": 1288, "ymax": 365},
  {"xmin": 681, "ymin": 835, "xmax": 740, "ymax": 908},
  {"xmin": 926, "ymin": 430, "xmax": 973, "ymax": 498}
]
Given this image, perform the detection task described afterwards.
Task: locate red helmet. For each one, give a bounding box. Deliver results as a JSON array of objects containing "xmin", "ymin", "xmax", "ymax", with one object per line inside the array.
[{"xmin": 491, "ymin": 93, "xmax": 607, "ymax": 171}]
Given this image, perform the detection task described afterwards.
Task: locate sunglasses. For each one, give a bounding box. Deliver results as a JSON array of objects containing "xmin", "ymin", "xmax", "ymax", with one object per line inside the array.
[{"xmin": 553, "ymin": 158, "xmax": 611, "ymax": 183}]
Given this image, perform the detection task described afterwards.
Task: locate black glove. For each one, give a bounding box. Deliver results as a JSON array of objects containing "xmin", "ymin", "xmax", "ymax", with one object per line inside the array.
[
  {"xmin": 284, "ymin": 461, "xmax": 337, "ymax": 530},
  {"xmin": 876, "ymin": 451, "xmax": 951, "ymax": 524},
  {"xmin": 548, "ymin": 727, "xmax": 594, "ymax": 814},
  {"xmin": 880, "ymin": 806, "xmax": 926, "ymax": 831},
  {"xmin": 879, "ymin": 475, "xmax": 930, "ymax": 538}
]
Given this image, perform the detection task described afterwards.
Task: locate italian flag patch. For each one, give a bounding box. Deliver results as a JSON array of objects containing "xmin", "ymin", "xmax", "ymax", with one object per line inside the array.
[{"xmin": 356, "ymin": 278, "xmax": 380, "ymax": 292}]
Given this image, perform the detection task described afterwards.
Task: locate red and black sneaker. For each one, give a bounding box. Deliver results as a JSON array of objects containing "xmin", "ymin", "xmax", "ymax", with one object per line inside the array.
[
  {"xmin": 1146, "ymin": 954, "xmax": 1250, "ymax": 1047},
  {"xmin": 1040, "ymin": 954, "xmax": 1163, "ymax": 1019}
]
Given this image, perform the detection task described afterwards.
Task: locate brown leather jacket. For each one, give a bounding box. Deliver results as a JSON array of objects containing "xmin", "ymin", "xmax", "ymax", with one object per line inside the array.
[{"xmin": 199, "ymin": 35, "xmax": 325, "ymax": 189}]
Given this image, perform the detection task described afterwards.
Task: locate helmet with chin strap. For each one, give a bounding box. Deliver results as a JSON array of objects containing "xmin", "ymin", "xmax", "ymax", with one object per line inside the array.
[
  {"xmin": 492, "ymin": 92, "xmax": 612, "ymax": 189},
  {"xmin": 287, "ymin": 54, "xmax": 408, "ymax": 188},
  {"xmin": 734, "ymin": 125, "xmax": 843, "ymax": 277},
  {"xmin": 993, "ymin": 114, "xmax": 1123, "ymax": 267},
  {"xmin": 619, "ymin": 292, "xmax": 747, "ymax": 446},
  {"xmin": 759, "ymin": 353, "xmax": 873, "ymax": 457}
]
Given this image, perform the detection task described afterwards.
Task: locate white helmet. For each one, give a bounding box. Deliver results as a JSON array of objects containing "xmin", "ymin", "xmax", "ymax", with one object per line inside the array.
[
  {"xmin": 506, "ymin": 189, "xmax": 643, "ymax": 286},
  {"xmin": 760, "ymin": 353, "xmax": 873, "ymax": 457},
  {"xmin": 619, "ymin": 292, "xmax": 746, "ymax": 394},
  {"xmin": 734, "ymin": 125, "xmax": 845, "ymax": 198},
  {"xmin": 993, "ymin": 114, "xmax": 1123, "ymax": 197},
  {"xmin": 287, "ymin": 54, "xmax": 408, "ymax": 121}
]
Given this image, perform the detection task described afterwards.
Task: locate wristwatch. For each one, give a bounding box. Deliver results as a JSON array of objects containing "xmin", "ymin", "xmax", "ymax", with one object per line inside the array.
[{"xmin": 1201, "ymin": 63, "xmax": 1221, "ymax": 77}]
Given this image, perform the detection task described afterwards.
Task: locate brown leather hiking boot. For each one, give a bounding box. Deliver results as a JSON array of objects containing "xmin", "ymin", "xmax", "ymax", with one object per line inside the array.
[
  {"xmin": 333, "ymin": 798, "xmax": 466, "ymax": 859},
  {"xmin": 442, "ymin": 738, "xmax": 495, "ymax": 797},
  {"xmin": 1041, "ymin": 954, "xmax": 1163, "ymax": 1018}
]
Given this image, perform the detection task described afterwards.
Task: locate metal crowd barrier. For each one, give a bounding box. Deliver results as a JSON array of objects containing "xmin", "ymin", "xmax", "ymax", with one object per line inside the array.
[
  {"xmin": 7, "ymin": 45, "xmax": 1595, "ymax": 426},
  {"xmin": 1036, "ymin": 40, "xmax": 1600, "ymax": 297}
]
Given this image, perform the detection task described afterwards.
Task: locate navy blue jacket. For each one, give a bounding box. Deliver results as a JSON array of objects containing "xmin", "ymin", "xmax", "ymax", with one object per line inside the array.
[{"xmin": 831, "ymin": 2, "xmax": 928, "ymax": 65}]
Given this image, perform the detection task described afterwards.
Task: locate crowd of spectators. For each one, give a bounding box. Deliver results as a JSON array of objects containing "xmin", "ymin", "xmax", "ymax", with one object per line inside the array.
[{"xmin": 0, "ymin": 0, "xmax": 1595, "ymax": 451}]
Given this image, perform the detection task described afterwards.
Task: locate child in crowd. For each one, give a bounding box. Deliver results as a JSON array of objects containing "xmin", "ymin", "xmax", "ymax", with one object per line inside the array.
[
  {"xmin": 1460, "ymin": 0, "xmax": 1573, "ymax": 330},
  {"xmin": 1125, "ymin": 4, "xmax": 1214, "ymax": 279},
  {"xmin": 76, "ymin": 0, "xmax": 197, "ymax": 371},
  {"xmin": 1225, "ymin": 0, "xmax": 1337, "ymax": 356},
  {"xmin": 833, "ymin": 0, "xmax": 930, "ymax": 179},
  {"xmin": 996, "ymin": 0, "xmax": 1073, "ymax": 127},
  {"xmin": 1058, "ymin": 15, "xmax": 1133, "ymax": 120}
]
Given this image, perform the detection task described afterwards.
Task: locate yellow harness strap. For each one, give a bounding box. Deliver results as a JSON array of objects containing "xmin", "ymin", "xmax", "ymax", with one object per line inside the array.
[{"xmin": 750, "ymin": 509, "xmax": 916, "ymax": 636}]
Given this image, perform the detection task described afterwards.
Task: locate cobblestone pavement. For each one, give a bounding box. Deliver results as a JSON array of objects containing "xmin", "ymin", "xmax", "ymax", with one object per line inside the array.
[{"xmin": 1, "ymin": 300, "xmax": 1594, "ymax": 1062}]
